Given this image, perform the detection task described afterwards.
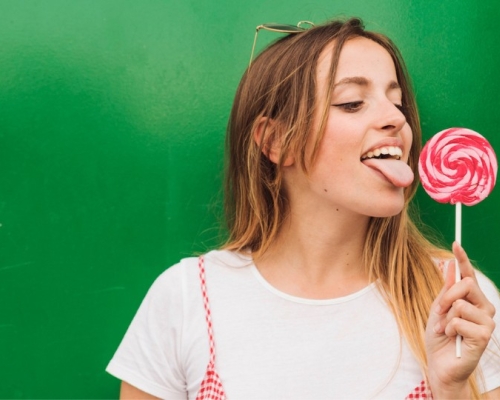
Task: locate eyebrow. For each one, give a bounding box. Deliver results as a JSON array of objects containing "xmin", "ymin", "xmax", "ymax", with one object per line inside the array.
[{"xmin": 333, "ymin": 76, "xmax": 401, "ymax": 90}]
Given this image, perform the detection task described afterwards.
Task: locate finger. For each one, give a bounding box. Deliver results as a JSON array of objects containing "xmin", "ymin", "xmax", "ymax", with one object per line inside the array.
[
  {"xmin": 444, "ymin": 299, "xmax": 495, "ymax": 329},
  {"xmin": 431, "ymin": 262, "xmax": 455, "ymax": 318},
  {"xmin": 444, "ymin": 259, "xmax": 456, "ymax": 289},
  {"xmin": 437, "ymin": 276, "xmax": 495, "ymax": 316},
  {"xmin": 434, "ymin": 261, "xmax": 464, "ymax": 315},
  {"xmin": 434, "ymin": 299, "xmax": 488, "ymax": 334},
  {"xmin": 428, "ymin": 273, "xmax": 454, "ymax": 335},
  {"xmin": 444, "ymin": 317, "xmax": 494, "ymax": 347},
  {"xmin": 452, "ymin": 242, "xmax": 477, "ymax": 282}
]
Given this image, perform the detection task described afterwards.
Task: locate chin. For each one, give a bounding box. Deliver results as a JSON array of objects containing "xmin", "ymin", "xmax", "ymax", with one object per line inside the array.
[
  {"xmin": 368, "ymin": 198, "xmax": 405, "ymax": 218},
  {"xmin": 371, "ymin": 208, "xmax": 404, "ymax": 218}
]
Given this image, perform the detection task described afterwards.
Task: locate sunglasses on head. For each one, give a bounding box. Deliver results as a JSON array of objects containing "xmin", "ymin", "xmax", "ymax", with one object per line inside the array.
[{"xmin": 249, "ymin": 21, "xmax": 315, "ymax": 67}]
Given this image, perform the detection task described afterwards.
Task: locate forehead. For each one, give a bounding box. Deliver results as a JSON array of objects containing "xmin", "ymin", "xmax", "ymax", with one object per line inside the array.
[{"xmin": 317, "ymin": 37, "xmax": 398, "ymax": 84}]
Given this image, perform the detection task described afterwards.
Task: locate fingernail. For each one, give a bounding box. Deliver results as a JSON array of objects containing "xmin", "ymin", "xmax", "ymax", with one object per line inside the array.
[
  {"xmin": 433, "ymin": 322, "xmax": 441, "ymax": 334},
  {"xmin": 435, "ymin": 304, "xmax": 442, "ymax": 314},
  {"xmin": 454, "ymin": 241, "xmax": 465, "ymax": 253}
]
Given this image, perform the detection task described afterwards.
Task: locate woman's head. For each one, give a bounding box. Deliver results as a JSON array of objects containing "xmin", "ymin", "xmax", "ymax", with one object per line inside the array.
[{"xmin": 224, "ymin": 17, "xmax": 421, "ymax": 255}]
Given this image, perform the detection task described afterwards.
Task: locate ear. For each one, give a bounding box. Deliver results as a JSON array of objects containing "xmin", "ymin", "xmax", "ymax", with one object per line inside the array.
[{"xmin": 253, "ymin": 117, "xmax": 295, "ymax": 167}]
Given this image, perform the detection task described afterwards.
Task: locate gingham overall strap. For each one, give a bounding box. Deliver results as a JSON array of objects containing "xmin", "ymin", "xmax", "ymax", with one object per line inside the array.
[
  {"xmin": 405, "ymin": 380, "xmax": 433, "ymax": 399},
  {"xmin": 195, "ymin": 256, "xmax": 227, "ymax": 400}
]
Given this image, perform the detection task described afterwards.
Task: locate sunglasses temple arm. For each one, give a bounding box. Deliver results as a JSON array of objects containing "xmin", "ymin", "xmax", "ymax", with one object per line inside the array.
[{"xmin": 249, "ymin": 29, "xmax": 259, "ymax": 68}]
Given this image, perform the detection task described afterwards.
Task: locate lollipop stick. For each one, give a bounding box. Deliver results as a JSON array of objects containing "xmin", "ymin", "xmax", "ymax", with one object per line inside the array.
[{"xmin": 455, "ymin": 202, "xmax": 462, "ymax": 358}]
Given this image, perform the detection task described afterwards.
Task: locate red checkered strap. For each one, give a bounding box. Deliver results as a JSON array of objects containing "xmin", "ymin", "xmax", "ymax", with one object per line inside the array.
[
  {"xmin": 405, "ymin": 259, "xmax": 441, "ymax": 398},
  {"xmin": 405, "ymin": 380, "xmax": 433, "ymax": 399},
  {"xmin": 195, "ymin": 256, "xmax": 227, "ymax": 400}
]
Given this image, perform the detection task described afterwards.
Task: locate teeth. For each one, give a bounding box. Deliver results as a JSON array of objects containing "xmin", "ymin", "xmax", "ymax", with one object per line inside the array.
[{"xmin": 361, "ymin": 146, "xmax": 403, "ymax": 160}]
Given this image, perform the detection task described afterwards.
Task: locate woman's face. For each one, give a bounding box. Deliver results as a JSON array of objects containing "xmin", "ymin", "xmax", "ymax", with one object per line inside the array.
[{"xmin": 286, "ymin": 37, "xmax": 413, "ymax": 218}]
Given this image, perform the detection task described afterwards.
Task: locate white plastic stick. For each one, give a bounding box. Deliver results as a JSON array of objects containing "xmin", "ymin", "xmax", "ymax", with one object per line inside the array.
[{"xmin": 455, "ymin": 202, "xmax": 462, "ymax": 358}]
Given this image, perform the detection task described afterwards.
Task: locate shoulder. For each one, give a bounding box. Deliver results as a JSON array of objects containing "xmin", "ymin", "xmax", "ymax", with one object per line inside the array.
[
  {"xmin": 474, "ymin": 269, "xmax": 500, "ymax": 299},
  {"xmin": 203, "ymin": 249, "xmax": 253, "ymax": 273},
  {"xmin": 475, "ymin": 270, "xmax": 500, "ymax": 392},
  {"xmin": 146, "ymin": 249, "xmax": 252, "ymax": 302},
  {"xmin": 153, "ymin": 249, "xmax": 252, "ymax": 282},
  {"xmin": 475, "ymin": 269, "xmax": 500, "ymax": 310}
]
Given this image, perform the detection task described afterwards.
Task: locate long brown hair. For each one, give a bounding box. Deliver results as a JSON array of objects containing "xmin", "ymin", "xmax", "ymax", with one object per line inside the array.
[{"xmin": 224, "ymin": 18, "xmax": 480, "ymax": 397}]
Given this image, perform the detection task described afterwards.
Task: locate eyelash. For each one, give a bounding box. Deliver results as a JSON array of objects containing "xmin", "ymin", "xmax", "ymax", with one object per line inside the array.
[
  {"xmin": 332, "ymin": 101, "xmax": 407, "ymax": 114},
  {"xmin": 332, "ymin": 101, "xmax": 364, "ymax": 112}
]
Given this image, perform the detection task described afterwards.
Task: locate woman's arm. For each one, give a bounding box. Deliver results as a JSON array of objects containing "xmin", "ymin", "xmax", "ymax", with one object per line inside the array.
[
  {"xmin": 120, "ymin": 381, "xmax": 161, "ymax": 400},
  {"xmin": 485, "ymin": 386, "xmax": 500, "ymax": 399}
]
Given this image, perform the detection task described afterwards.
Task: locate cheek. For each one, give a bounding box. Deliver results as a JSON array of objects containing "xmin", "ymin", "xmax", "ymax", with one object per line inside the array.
[
  {"xmin": 310, "ymin": 114, "xmax": 363, "ymax": 172},
  {"xmin": 405, "ymin": 125, "xmax": 413, "ymax": 144},
  {"xmin": 323, "ymin": 117, "xmax": 357, "ymax": 145},
  {"xmin": 404, "ymin": 125, "xmax": 413, "ymax": 159},
  {"xmin": 322, "ymin": 122, "xmax": 362, "ymax": 161},
  {"xmin": 314, "ymin": 137, "xmax": 343, "ymax": 171},
  {"xmin": 314, "ymin": 134, "xmax": 359, "ymax": 178}
]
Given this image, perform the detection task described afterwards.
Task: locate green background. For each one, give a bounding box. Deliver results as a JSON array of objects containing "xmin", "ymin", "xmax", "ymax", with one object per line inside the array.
[{"xmin": 1, "ymin": 0, "xmax": 498, "ymax": 398}]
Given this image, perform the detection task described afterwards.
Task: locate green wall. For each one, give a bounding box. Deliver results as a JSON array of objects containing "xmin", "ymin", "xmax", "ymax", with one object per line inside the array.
[{"xmin": 1, "ymin": 1, "xmax": 498, "ymax": 398}]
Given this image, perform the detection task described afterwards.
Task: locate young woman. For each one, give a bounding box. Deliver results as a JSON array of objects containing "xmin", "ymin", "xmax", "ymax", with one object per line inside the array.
[{"xmin": 107, "ymin": 18, "xmax": 500, "ymax": 399}]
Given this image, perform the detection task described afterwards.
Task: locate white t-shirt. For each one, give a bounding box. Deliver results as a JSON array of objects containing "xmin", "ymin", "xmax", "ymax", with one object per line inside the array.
[{"xmin": 106, "ymin": 250, "xmax": 500, "ymax": 399}]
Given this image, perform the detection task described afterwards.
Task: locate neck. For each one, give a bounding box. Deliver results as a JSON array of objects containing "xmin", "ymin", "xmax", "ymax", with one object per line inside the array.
[{"xmin": 254, "ymin": 208, "xmax": 371, "ymax": 299}]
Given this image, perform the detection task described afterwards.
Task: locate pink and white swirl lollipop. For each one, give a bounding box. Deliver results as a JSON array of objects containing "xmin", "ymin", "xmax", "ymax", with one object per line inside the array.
[
  {"xmin": 419, "ymin": 128, "xmax": 497, "ymax": 206},
  {"xmin": 418, "ymin": 127, "xmax": 497, "ymax": 357}
]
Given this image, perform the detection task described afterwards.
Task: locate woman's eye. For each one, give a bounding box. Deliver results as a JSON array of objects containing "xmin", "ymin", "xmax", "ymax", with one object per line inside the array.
[{"xmin": 332, "ymin": 101, "xmax": 364, "ymax": 112}]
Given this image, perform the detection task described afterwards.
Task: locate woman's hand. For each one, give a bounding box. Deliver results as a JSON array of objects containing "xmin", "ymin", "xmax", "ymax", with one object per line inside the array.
[{"xmin": 425, "ymin": 242, "xmax": 496, "ymax": 399}]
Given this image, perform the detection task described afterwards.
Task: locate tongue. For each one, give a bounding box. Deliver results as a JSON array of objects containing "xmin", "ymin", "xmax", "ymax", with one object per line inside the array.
[{"xmin": 362, "ymin": 158, "xmax": 414, "ymax": 188}]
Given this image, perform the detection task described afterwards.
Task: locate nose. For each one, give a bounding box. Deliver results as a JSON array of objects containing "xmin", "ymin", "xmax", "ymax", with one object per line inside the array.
[{"xmin": 378, "ymin": 101, "xmax": 406, "ymax": 133}]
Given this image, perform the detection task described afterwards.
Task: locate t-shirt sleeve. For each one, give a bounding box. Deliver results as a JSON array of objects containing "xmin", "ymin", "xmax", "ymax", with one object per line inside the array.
[
  {"xmin": 106, "ymin": 263, "xmax": 188, "ymax": 399},
  {"xmin": 476, "ymin": 270, "xmax": 500, "ymax": 393}
]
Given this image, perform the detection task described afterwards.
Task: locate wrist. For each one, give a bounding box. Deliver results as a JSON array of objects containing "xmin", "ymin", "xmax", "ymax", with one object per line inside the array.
[{"xmin": 428, "ymin": 379, "xmax": 471, "ymax": 400}]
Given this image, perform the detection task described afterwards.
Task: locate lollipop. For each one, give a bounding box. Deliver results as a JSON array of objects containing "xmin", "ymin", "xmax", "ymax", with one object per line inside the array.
[
  {"xmin": 419, "ymin": 128, "xmax": 497, "ymax": 206},
  {"xmin": 418, "ymin": 127, "xmax": 497, "ymax": 357}
]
